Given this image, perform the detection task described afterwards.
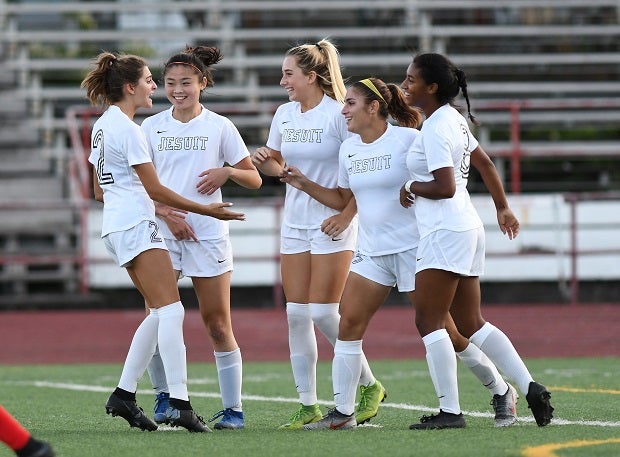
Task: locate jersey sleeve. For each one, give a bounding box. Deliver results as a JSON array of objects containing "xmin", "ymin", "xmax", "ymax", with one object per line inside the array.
[
  {"xmin": 422, "ymin": 123, "xmax": 455, "ymax": 173},
  {"xmin": 337, "ymin": 143, "xmax": 350, "ymax": 189},
  {"xmin": 266, "ymin": 105, "xmax": 285, "ymax": 151},
  {"xmin": 125, "ymin": 124, "xmax": 153, "ymax": 166},
  {"xmin": 221, "ymin": 118, "xmax": 250, "ymax": 166}
]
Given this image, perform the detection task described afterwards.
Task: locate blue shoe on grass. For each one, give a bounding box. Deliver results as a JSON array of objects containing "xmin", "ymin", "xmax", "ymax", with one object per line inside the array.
[
  {"xmin": 209, "ymin": 408, "xmax": 245, "ymax": 429},
  {"xmin": 153, "ymin": 392, "xmax": 169, "ymax": 424}
]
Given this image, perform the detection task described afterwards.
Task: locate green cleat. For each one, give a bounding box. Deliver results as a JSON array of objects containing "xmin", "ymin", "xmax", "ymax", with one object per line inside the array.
[
  {"xmin": 355, "ymin": 379, "xmax": 387, "ymax": 425},
  {"xmin": 279, "ymin": 403, "xmax": 322, "ymax": 429}
]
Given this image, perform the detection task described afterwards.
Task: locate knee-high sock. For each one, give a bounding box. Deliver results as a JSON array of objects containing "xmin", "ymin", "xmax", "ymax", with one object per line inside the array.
[
  {"xmin": 0, "ymin": 405, "xmax": 31, "ymax": 451},
  {"xmin": 287, "ymin": 302, "xmax": 318, "ymax": 405},
  {"xmin": 470, "ymin": 322, "xmax": 533, "ymax": 395},
  {"xmin": 157, "ymin": 302, "xmax": 188, "ymax": 401},
  {"xmin": 423, "ymin": 329, "xmax": 460, "ymax": 415},
  {"xmin": 118, "ymin": 308, "xmax": 159, "ymax": 393},
  {"xmin": 146, "ymin": 345, "xmax": 168, "ymax": 395},
  {"xmin": 333, "ymin": 339, "xmax": 363, "ymax": 416},
  {"xmin": 310, "ymin": 303, "xmax": 375, "ymax": 387},
  {"xmin": 215, "ymin": 348, "xmax": 243, "ymax": 411},
  {"xmin": 457, "ymin": 342, "xmax": 508, "ymax": 396}
]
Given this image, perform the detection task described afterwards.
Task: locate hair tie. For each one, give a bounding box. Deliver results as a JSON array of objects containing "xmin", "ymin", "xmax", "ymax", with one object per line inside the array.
[
  {"xmin": 315, "ymin": 43, "xmax": 322, "ymax": 50},
  {"xmin": 359, "ymin": 78, "xmax": 386, "ymax": 103},
  {"xmin": 165, "ymin": 61, "xmax": 203, "ymax": 75}
]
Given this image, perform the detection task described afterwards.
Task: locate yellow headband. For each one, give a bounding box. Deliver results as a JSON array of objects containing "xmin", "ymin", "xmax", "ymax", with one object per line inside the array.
[{"xmin": 359, "ymin": 78, "xmax": 386, "ymax": 103}]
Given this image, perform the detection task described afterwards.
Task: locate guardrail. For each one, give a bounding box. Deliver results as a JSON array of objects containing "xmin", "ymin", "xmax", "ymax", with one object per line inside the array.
[{"xmin": 60, "ymin": 106, "xmax": 620, "ymax": 306}]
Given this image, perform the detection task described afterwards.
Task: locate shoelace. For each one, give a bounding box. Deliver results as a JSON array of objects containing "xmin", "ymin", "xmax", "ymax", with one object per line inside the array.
[
  {"xmin": 419, "ymin": 413, "xmax": 438, "ymax": 423},
  {"xmin": 209, "ymin": 409, "xmax": 226, "ymax": 423},
  {"xmin": 359, "ymin": 385, "xmax": 372, "ymax": 405},
  {"xmin": 288, "ymin": 405, "xmax": 309, "ymax": 422}
]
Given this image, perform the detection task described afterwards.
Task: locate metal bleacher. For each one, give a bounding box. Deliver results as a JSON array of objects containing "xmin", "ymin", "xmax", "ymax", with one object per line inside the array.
[{"xmin": 0, "ymin": 0, "xmax": 619, "ymax": 304}]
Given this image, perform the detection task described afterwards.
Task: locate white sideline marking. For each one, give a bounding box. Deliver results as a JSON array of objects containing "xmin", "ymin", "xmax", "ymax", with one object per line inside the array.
[{"xmin": 18, "ymin": 381, "xmax": 620, "ymax": 428}]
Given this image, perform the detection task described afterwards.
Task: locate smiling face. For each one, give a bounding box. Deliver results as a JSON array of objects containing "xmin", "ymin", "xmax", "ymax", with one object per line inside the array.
[
  {"xmin": 401, "ymin": 62, "xmax": 431, "ymax": 113},
  {"xmin": 341, "ymin": 86, "xmax": 375, "ymax": 135},
  {"xmin": 280, "ymin": 55, "xmax": 314, "ymax": 103},
  {"xmin": 164, "ymin": 64, "xmax": 206, "ymax": 113}
]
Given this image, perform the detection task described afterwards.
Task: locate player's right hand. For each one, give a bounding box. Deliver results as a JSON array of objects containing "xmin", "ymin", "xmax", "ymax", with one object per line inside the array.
[
  {"xmin": 251, "ymin": 146, "xmax": 271, "ymax": 165},
  {"xmin": 204, "ymin": 202, "xmax": 246, "ymax": 221}
]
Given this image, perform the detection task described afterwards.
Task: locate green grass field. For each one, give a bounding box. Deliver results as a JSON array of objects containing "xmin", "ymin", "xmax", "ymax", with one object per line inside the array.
[{"xmin": 1, "ymin": 358, "xmax": 619, "ymax": 457}]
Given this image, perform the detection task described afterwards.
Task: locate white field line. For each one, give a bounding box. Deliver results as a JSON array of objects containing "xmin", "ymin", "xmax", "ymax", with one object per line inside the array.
[{"xmin": 19, "ymin": 381, "xmax": 620, "ymax": 428}]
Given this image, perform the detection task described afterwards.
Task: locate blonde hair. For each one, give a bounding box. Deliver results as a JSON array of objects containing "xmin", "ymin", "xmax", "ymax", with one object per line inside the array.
[{"xmin": 285, "ymin": 38, "xmax": 346, "ymax": 103}]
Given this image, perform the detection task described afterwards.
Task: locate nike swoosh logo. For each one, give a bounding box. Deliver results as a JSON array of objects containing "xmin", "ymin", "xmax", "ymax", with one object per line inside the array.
[
  {"xmin": 281, "ymin": 121, "xmax": 290, "ymax": 124},
  {"xmin": 348, "ymin": 154, "xmax": 356, "ymax": 158},
  {"xmin": 331, "ymin": 237, "xmax": 342, "ymax": 242},
  {"xmin": 330, "ymin": 420, "xmax": 351, "ymax": 430},
  {"xmin": 217, "ymin": 259, "xmax": 226, "ymax": 263},
  {"xmin": 156, "ymin": 130, "xmax": 167, "ymax": 134},
  {"xmin": 416, "ymin": 258, "xmax": 423, "ymax": 261}
]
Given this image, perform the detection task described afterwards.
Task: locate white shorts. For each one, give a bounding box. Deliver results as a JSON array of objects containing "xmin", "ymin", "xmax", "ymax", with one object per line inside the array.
[
  {"xmin": 416, "ymin": 227, "xmax": 485, "ymax": 276},
  {"xmin": 280, "ymin": 222, "xmax": 357, "ymax": 255},
  {"xmin": 103, "ymin": 219, "xmax": 167, "ymax": 268},
  {"xmin": 166, "ymin": 236, "xmax": 233, "ymax": 278},
  {"xmin": 349, "ymin": 247, "xmax": 417, "ymax": 292}
]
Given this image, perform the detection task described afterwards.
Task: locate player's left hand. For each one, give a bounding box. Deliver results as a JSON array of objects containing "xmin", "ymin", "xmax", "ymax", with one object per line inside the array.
[
  {"xmin": 197, "ymin": 167, "xmax": 231, "ymax": 195},
  {"xmin": 497, "ymin": 207, "xmax": 520, "ymax": 240},
  {"xmin": 399, "ymin": 185, "xmax": 415, "ymax": 208},
  {"xmin": 321, "ymin": 213, "xmax": 351, "ymax": 238}
]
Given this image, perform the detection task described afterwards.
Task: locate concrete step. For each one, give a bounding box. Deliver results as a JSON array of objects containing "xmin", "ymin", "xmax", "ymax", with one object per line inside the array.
[
  {"xmin": 0, "ymin": 122, "xmax": 40, "ymax": 147},
  {"xmin": 0, "ymin": 177, "xmax": 64, "ymax": 202},
  {"xmin": 0, "ymin": 148, "xmax": 54, "ymax": 176}
]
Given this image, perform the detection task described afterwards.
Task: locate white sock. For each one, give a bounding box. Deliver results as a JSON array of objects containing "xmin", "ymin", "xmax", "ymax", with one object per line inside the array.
[
  {"xmin": 423, "ymin": 329, "xmax": 460, "ymax": 415},
  {"xmin": 333, "ymin": 339, "xmax": 363, "ymax": 416},
  {"xmin": 309, "ymin": 303, "xmax": 375, "ymax": 387},
  {"xmin": 457, "ymin": 342, "xmax": 508, "ymax": 396},
  {"xmin": 470, "ymin": 322, "xmax": 533, "ymax": 395},
  {"xmin": 146, "ymin": 345, "xmax": 168, "ymax": 395},
  {"xmin": 215, "ymin": 348, "xmax": 243, "ymax": 411},
  {"xmin": 118, "ymin": 308, "xmax": 159, "ymax": 393},
  {"xmin": 157, "ymin": 301, "xmax": 188, "ymax": 401},
  {"xmin": 287, "ymin": 302, "xmax": 318, "ymax": 405}
]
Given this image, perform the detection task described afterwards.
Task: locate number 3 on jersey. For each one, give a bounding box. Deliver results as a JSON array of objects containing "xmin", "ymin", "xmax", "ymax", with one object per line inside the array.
[
  {"xmin": 459, "ymin": 123, "xmax": 471, "ymax": 179},
  {"xmin": 92, "ymin": 129, "xmax": 114, "ymax": 185}
]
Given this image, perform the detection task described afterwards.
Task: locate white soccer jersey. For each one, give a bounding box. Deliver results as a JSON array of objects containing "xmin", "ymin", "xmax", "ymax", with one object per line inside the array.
[
  {"xmin": 141, "ymin": 106, "xmax": 250, "ymax": 240},
  {"xmin": 339, "ymin": 123, "xmax": 420, "ymax": 256},
  {"xmin": 87, "ymin": 105, "xmax": 155, "ymax": 237},
  {"xmin": 267, "ymin": 94, "xmax": 351, "ymax": 229},
  {"xmin": 406, "ymin": 104, "xmax": 483, "ymax": 239}
]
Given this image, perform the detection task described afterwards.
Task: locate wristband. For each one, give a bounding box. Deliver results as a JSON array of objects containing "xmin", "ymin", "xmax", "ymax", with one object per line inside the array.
[{"xmin": 405, "ymin": 180, "xmax": 414, "ymax": 193}]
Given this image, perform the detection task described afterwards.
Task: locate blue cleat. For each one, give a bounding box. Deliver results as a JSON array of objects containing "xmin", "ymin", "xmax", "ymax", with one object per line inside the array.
[
  {"xmin": 209, "ymin": 408, "xmax": 245, "ymax": 430},
  {"xmin": 153, "ymin": 392, "xmax": 170, "ymax": 424}
]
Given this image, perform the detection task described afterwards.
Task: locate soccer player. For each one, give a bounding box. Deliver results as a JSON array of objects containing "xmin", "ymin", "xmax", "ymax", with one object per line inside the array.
[
  {"xmin": 141, "ymin": 45, "xmax": 261, "ymax": 430},
  {"xmin": 0, "ymin": 405, "xmax": 54, "ymax": 457},
  {"xmin": 279, "ymin": 77, "xmax": 422, "ymax": 429},
  {"xmin": 281, "ymin": 77, "xmax": 525, "ymax": 430},
  {"xmin": 82, "ymin": 51, "xmax": 244, "ymax": 433},
  {"xmin": 251, "ymin": 39, "xmax": 386, "ymax": 428},
  {"xmin": 400, "ymin": 52, "xmax": 554, "ymax": 429}
]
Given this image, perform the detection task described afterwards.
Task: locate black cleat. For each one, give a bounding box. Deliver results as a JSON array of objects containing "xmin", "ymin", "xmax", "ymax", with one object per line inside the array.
[
  {"xmin": 409, "ymin": 410, "xmax": 466, "ymax": 430},
  {"xmin": 105, "ymin": 393, "xmax": 158, "ymax": 431},
  {"xmin": 526, "ymin": 381, "xmax": 554, "ymax": 426},
  {"xmin": 165, "ymin": 406, "xmax": 212, "ymax": 433}
]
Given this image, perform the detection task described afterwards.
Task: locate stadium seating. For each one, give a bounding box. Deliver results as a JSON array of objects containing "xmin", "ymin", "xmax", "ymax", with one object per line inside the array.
[{"xmin": 0, "ymin": 0, "xmax": 618, "ymax": 302}]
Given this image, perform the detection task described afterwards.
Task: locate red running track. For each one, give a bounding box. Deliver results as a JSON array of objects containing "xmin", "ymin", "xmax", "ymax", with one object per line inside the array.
[{"xmin": 0, "ymin": 304, "xmax": 618, "ymax": 365}]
